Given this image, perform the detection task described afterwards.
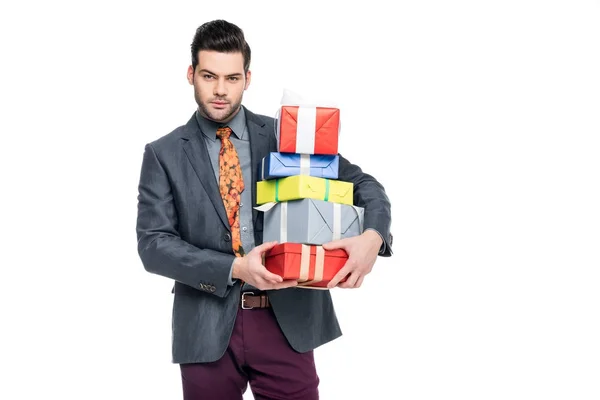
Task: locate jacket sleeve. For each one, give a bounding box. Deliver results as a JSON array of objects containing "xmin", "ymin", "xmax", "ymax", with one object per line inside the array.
[
  {"xmin": 337, "ymin": 153, "xmax": 393, "ymax": 256},
  {"xmin": 136, "ymin": 143, "xmax": 236, "ymax": 297}
]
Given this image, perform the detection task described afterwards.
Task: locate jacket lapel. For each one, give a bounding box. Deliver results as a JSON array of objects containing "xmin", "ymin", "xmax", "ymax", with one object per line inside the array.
[
  {"xmin": 181, "ymin": 108, "xmax": 275, "ymax": 232},
  {"xmin": 245, "ymin": 106, "xmax": 274, "ymax": 226},
  {"xmin": 181, "ymin": 114, "xmax": 230, "ymax": 231}
]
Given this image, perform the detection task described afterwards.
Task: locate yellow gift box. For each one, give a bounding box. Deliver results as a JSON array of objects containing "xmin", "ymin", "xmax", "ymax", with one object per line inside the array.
[{"xmin": 256, "ymin": 176, "xmax": 353, "ymax": 205}]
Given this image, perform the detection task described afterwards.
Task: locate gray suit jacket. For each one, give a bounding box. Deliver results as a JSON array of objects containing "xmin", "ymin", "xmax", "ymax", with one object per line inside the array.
[{"xmin": 136, "ymin": 106, "xmax": 393, "ymax": 364}]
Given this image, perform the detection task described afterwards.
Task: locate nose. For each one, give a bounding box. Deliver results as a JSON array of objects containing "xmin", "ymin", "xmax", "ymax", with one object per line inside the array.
[{"xmin": 214, "ymin": 77, "xmax": 227, "ymax": 97}]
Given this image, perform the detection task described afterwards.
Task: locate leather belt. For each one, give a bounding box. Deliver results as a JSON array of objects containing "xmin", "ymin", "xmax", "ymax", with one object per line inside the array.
[{"xmin": 240, "ymin": 291, "xmax": 271, "ymax": 309}]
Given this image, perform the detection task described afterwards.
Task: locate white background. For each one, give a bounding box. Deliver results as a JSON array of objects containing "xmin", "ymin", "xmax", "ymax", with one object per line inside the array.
[{"xmin": 1, "ymin": 0, "xmax": 599, "ymax": 399}]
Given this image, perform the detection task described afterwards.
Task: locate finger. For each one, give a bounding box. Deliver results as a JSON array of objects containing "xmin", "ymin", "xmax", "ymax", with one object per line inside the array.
[
  {"xmin": 253, "ymin": 276, "xmax": 292, "ymax": 290},
  {"xmin": 261, "ymin": 268, "xmax": 284, "ymax": 283},
  {"xmin": 355, "ymin": 275, "xmax": 365, "ymax": 288},
  {"xmin": 327, "ymin": 263, "xmax": 353, "ymax": 289},
  {"xmin": 321, "ymin": 239, "xmax": 347, "ymax": 251},
  {"xmin": 269, "ymin": 279, "xmax": 298, "ymax": 290},
  {"xmin": 249, "ymin": 275, "xmax": 270, "ymax": 291},
  {"xmin": 340, "ymin": 271, "xmax": 361, "ymax": 288},
  {"xmin": 336, "ymin": 272, "xmax": 355, "ymax": 288},
  {"xmin": 254, "ymin": 242, "xmax": 282, "ymax": 282}
]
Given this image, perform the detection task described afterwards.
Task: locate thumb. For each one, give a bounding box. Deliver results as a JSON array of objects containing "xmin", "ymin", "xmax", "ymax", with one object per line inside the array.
[{"xmin": 255, "ymin": 240, "xmax": 279, "ymax": 254}]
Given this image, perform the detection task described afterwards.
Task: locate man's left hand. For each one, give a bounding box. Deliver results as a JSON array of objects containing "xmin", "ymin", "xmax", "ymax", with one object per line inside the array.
[{"xmin": 322, "ymin": 230, "xmax": 383, "ymax": 289}]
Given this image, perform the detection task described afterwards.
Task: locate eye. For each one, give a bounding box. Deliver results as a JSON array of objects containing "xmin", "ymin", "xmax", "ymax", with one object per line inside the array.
[
  {"xmin": 228, "ymin": 76, "xmax": 239, "ymax": 81},
  {"xmin": 203, "ymin": 74, "xmax": 215, "ymax": 80}
]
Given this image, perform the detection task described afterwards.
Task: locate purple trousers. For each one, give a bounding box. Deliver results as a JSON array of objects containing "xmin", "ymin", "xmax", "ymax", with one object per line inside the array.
[{"xmin": 180, "ymin": 306, "xmax": 320, "ymax": 400}]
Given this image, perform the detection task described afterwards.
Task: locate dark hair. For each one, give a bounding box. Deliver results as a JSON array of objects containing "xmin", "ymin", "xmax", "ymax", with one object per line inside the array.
[{"xmin": 190, "ymin": 19, "xmax": 251, "ymax": 73}]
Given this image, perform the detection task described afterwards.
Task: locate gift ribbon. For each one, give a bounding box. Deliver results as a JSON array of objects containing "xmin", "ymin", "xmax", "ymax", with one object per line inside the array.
[
  {"xmin": 299, "ymin": 154, "xmax": 310, "ymax": 175},
  {"xmin": 298, "ymin": 244, "xmax": 312, "ymax": 281},
  {"xmin": 296, "ymin": 106, "xmax": 317, "ymax": 154},
  {"xmin": 280, "ymin": 202, "xmax": 288, "ymax": 242},
  {"xmin": 275, "ymin": 179, "xmax": 280, "ymax": 202},
  {"xmin": 306, "ymin": 178, "xmax": 330, "ymax": 201},
  {"xmin": 323, "ymin": 203, "xmax": 364, "ymax": 241},
  {"xmin": 332, "ymin": 203, "xmax": 341, "ymax": 240},
  {"xmin": 298, "ymin": 245, "xmax": 325, "ymax": 286}
]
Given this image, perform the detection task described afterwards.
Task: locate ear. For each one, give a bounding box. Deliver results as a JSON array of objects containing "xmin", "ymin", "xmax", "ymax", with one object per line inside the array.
[
  {"xmin": 187, "ymin": 65, "xmax": 194, "ymax": 85},
  {"xmin": 244, "ymin": 70, "xmax": 251, "ymax": 90}
]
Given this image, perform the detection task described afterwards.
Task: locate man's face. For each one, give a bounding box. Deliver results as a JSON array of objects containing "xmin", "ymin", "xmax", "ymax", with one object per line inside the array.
[{"xmin": 187, "ymin": 50, "xmax": 251, "ymax": 123}]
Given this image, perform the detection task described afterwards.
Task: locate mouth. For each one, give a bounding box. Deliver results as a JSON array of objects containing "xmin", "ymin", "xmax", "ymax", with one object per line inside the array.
[{"xmin": 211, "ymin": 101, "xmax": 229, "ymax": 109}]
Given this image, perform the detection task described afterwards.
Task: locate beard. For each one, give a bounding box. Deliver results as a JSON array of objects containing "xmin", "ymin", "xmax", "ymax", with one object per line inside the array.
[{"xmin": 195, "ymin": 89, "xmax": 243, "ymax": 123}]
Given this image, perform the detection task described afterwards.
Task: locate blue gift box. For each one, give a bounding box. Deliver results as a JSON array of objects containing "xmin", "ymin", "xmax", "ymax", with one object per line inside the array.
[{"xmin": 258, "ymin": 152, "xmax": 339, "ymax": 181}]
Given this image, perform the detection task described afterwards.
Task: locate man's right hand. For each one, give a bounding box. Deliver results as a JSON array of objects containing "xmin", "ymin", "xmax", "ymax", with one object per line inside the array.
[{"xmin": 232, "ymin": 241, "xmax": 298, "ymax": 291}]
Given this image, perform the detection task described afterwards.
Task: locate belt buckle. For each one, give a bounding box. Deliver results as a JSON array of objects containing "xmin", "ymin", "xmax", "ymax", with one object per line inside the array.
[{"xmin": 241, "ymin": 291, "xmax": 254, "ymax": 309}]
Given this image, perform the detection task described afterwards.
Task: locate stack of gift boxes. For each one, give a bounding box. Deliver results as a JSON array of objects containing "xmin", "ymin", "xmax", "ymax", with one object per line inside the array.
[{"xmin": 255, "ymin": 103, "xmax": 365, "ymax": 289}]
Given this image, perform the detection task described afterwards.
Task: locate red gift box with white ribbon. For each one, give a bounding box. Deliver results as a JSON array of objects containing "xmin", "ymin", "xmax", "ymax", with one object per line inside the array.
[
  {"xmin": 264, "ymin": 243, "xmax": 348, "ymax": 289},
  {"xmin": 277, "ymin": 105, "xmax": 340, "ymax": 155}
]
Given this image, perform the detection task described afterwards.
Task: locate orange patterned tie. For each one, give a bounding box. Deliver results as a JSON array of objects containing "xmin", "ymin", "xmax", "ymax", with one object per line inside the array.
[{"xmin": 216, "ymin": 126, "xmax": 245, "ymax": 257}]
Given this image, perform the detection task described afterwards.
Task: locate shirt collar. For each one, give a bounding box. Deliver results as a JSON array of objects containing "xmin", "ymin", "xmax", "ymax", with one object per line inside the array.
[{"xmin": 195, "ymin": 106, "xmax": 247, "ymax": 142}]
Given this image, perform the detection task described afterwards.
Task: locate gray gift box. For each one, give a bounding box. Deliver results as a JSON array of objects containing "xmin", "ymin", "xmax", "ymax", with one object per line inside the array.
[{"xmin": 257, "ymin": 198, "xmax": 364, "ymax": 245}]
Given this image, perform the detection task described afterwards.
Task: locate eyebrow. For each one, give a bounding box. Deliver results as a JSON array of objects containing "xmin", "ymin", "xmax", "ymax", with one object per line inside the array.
[{"xmin": 198, "ymin": 69, "xmax": 243, "ymax": 78}]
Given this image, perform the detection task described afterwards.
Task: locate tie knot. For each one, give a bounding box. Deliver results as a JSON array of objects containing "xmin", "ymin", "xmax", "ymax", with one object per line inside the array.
[{"xmin": 216, "ymin": 126, "xmax": 232, "ymax": 140}]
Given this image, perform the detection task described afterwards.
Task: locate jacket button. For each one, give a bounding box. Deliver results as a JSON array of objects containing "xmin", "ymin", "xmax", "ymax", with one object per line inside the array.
[{"xmin": 224, "ymin": 233, "xmax": 231, "ymax": 242}]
